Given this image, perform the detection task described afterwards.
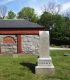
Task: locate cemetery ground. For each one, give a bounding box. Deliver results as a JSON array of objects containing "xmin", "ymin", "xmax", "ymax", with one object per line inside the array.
[{"xmin": 0, "ymin": 50, "xmax": 70, "ymax": 80}]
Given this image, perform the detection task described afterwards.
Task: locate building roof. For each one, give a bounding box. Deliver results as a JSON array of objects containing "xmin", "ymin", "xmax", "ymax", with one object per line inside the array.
[{"xmin": 0, "ymin": 20, "xmax": 43, "ymax": 29}]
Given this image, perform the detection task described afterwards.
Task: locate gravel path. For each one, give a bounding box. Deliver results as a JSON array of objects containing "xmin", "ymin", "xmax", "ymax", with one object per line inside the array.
[{"xmin": 50, "ymin": 47, "xmax": 70, "ymax": 50}]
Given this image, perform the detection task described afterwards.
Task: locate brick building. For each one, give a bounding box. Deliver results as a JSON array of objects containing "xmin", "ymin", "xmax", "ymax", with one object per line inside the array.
[{"xmin": 0, "ymin": 20, "xmax": 44, "ymax": 54}]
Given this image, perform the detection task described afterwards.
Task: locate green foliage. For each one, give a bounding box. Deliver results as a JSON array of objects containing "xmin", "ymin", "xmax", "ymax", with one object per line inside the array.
[
  {"xmin": 17, "ymin": 7, "xmax": 38, "ymax": 22},
  {"xmin": 38, "ymin": 12, "xmax": 53, "ymax": 30},
  {"xmin": 38, "ymin": 11, "xmax": 70, "ymax": 44},
  {"xmin": 50, "ymin": 15, "xmax": 66, "ymax": 40},
  {"xmin": 7, "ymin": 11, "xmax": 16, "ymax": 19},
  {"xmin": 51, "ymin": 15, "xmax": 70, "ymax": 42}
]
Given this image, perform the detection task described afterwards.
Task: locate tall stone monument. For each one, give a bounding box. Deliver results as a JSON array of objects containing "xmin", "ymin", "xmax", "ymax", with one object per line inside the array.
[{"xmin": 35, "ymin": 31, "xmax": 54, "ymax": 74}]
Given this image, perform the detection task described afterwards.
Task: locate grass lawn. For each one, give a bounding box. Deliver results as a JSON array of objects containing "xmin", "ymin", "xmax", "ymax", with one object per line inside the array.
[{"xmin": 0, "ymin": 50, "xmax": 70, "ymax": 80}]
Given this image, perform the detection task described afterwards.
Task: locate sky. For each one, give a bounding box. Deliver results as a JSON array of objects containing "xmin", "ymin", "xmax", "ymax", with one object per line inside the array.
[{"xmin": 0, "ymin": 0, "xmax": 70, "ymax": 15}]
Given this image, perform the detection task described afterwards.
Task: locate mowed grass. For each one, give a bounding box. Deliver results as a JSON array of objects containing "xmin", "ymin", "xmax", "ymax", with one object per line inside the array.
[{"xmin": 0, "ymin": 50, "xmax": 70, "ymax": 80}]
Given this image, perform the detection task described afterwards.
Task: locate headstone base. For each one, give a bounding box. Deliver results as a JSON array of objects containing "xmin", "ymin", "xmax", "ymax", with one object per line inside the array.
[
  {"xmin": 35, "ymin": 57, "xmax": 55, "ymax": 75},
  {"xmin": 35, "ymin": 66, "xmax": 54, "ymax": 75}
]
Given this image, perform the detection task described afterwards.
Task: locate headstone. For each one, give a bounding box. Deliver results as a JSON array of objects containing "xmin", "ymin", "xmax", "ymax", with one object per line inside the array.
[
  {"xmin": 35, "ymin": 31, "xmax": 54, "ymax": 75},
  {"xmin": 13, "ymin": 54, "xmax": 18, "ymax": 58}
]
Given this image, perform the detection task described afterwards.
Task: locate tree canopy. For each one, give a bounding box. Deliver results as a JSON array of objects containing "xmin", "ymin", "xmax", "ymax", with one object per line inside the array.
[
  {"xmin": 38, "ymin": 11, "xmax": 70, "ymax": 45},
  {"xmin": 17, "ymin": 7, "xmax": 38, "ymax": 22},
  {"xmin": 7, "ymin": 11, "xmax": 16, "ymax": 19}
]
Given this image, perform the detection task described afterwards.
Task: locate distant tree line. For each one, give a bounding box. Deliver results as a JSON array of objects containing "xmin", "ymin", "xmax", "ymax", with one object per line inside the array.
[
  {"xmin": 39, "ymin": 11, "xmax": 70, "ymax": 46},
  {"xmin": 0, "ymin": 1, "xmax": 70, "ymax": 46}
]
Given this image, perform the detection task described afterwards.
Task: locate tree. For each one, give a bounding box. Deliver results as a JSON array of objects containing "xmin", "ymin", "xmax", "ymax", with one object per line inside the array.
[
  {"xmin": 39, "ymin": 1, "xmax": 70, "ymax": 46},
  {"xmin": 0, "ymin": 5, "xmax": 7, "ymax": 19},
  {"xmin": 38, "ymin": 11, "xmax": 70, "ymax": 45},
  {"xmin": 42, "ymin": 1, "xmax": 61, "ymax": 15},
  {"xmin": 39, "ymin": 1, "xmax": 62, "ymax": 29},
  {"xmin": 64, "ymin": 8, "xmax": 70, "ymax": 19},
  {"xmin": 7, "ymin": 11, "xmax": 16, "ymax": 19},
  {"xmin": 17, "ymin": 7, "xmax": 38, "ymax": 22},
  {"xmin": 38, "ymin": 11, "xmax": 53, "ymax": 30},
  {"xmin": 50, "ymin": 14, "xmax": 70, "ymax": 45}
]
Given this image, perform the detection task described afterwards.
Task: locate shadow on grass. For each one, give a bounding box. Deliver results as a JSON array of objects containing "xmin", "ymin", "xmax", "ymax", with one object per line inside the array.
[{"xmin": 20, "ymin": 62, "xmax": 36, "ymax": 74}]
